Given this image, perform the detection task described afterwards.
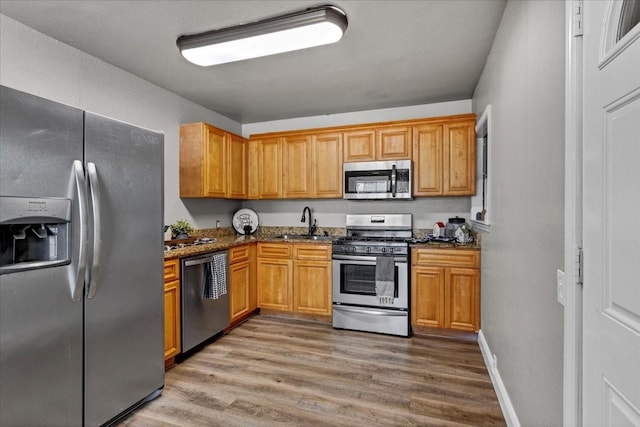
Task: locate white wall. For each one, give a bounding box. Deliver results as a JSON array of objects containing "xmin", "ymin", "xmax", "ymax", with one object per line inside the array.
[
  {"xmin": 472, "ymin": 1, "xmax": 565, "ymax": 425},
  {"xmin": 0, "ymin": 14, "xmax": 242, "ymax": 230}
]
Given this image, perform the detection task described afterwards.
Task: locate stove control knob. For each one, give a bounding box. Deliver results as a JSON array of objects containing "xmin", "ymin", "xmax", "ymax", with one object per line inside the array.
[
  {"xmin": 381, "ymin": 247, "xmax": 387, "ymax": 253},
  {"xmin": 366, "ymin": 246, "xmax": 372, "ymax": 253},
  {"xmin": 389, "ymin": 247, "xmax": 394, "ymax": 254}
]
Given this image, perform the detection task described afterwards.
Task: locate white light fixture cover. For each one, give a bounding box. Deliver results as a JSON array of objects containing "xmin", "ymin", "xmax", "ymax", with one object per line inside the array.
[{"xmin": 177, "ymin": 5, "xmax": 348, "ymax": 66}]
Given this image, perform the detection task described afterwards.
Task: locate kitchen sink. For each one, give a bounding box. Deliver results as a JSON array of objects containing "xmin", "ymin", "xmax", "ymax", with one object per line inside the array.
[{"xmin": 274, "ymin": 234, "xmax": 333, "ymax": 241}]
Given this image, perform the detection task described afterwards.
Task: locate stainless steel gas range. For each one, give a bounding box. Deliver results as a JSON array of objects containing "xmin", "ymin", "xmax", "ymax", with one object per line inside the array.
[{"xmin": 332, "ymin": 214, "xmax": 412, "ymax": 337}]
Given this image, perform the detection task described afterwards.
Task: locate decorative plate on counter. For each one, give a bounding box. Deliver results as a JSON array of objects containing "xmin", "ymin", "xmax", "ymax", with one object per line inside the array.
[{"xmin": 232, "ymin": 208, "xmax": 259, "ymax": 234}]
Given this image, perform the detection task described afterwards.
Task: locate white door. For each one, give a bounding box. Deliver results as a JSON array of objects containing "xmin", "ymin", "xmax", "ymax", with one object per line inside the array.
[{"xmin": 583, "ymin": 1, "xmax": 640, "ymax": 425}]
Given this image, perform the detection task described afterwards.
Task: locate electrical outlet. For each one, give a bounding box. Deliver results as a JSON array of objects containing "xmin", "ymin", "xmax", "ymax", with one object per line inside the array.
[{"xmin": 557, "ymin": 269, "xmax": 565, "ymax": 306}]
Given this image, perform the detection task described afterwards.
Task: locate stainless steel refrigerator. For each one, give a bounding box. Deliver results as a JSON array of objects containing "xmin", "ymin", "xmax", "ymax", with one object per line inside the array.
[{"xmin": 0, "ymin": 85, "xmax": 165, "ymax": 426}]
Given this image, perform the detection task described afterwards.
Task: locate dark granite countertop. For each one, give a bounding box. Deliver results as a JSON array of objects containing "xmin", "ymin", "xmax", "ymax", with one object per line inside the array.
[{"xmin": 164, "ymin": 226, "xmax": 480, "ymax": 260}]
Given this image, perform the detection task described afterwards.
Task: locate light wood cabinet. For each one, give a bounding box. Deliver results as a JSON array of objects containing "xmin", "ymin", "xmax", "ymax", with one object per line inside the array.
[
  {"xmin": 411, "ymin": 266, "xmax": 445, "ymax": 328},
  {"xmin": 180, "ymin": 122, "xmax": 247, "ymax": 199},
  {"xmin": 228, "ymin": 133, "xmax": 247, "ymax": 199},
  {"xmin": 312, "ymin": 133, "xmax": 343, "ymax": 198},
  {"xmin": 413, "ymin": 124, "xmax": 444, "ymax": 195},
  {"xmin": 444, "ymin": 120, "xmax": 476, "ymax": 195},
  {"xmin": 413, "ymin": 118, "xmax": 476, "ymax": 196},
  {"xmin": 343, "ymin": 129, "xmax": 376, "ymax": 161},
  {"xmin": 252, "ymin": 133, "xmax": 343, "ymax": 199},
  {"xmin": 377, "ymin": 126, "xmax": 412, "ymax": 160},
  {"xmin": 249, "ymin": 137, "xmax": 282, "ymax": 199},
  {"xmin": 446, "ymin": 267, "xmax": 480, "ymax": 331},
  {"xmin": 257, "ymin": 243, "xmax": 292, "ymax": 311},
  {"xmin": 246, "ymin": 113, "xmax": 475, "ymax": 200},
  {"xmin": 257, "ymin": 242, "xmax": 331, "ymax": 316},
  {"xmin": 343, "ymin": 126, "xmax": 412, "ymax": 162},
  {"xmin": 163, "ymin": 259, "xmax": 181, "ymax": 363},
  {"xmin": 292, "ymin": 244, "xmax": 332, "ymax": 315},
  {"xmin": 411, "ymin": 248, "xmax": 480, "ymax": 332},
  {"xmin": 283, "ymin": 135, "xmax": 313, "ymax": 198},
  {"xmin": 228, "ymin": 244, "xmax": 257, "ymax": 326}
]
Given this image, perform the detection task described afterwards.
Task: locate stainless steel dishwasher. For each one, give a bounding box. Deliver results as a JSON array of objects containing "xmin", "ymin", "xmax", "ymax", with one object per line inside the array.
[{"xmin": 181, "ymin": 251, "xmax": 230, "ymax": 353}]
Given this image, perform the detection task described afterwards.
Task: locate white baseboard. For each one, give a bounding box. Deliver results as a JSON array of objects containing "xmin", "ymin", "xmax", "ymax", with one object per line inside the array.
[{"xmin": 478, "ymin": 329, "xmax": 521, "ymax": 427}]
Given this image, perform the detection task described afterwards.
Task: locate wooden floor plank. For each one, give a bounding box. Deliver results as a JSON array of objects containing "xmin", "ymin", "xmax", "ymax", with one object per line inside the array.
[{"xmin": 119, "ymin": 315, "xmax": 505, "ymax": 426}]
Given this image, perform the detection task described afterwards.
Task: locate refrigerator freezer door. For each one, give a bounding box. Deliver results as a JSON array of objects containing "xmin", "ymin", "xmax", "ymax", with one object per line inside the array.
[
  {"xmin": 0, "ymin": 86, "xmax": 84, "ymax": 426},
  {"xmin": 83, "ymin": 113, "xmax": 164, "ymax": 426}
]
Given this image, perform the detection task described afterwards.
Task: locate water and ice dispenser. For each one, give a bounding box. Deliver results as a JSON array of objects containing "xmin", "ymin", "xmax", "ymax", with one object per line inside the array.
[{"xmin": 0, "ymin": 196, "xmax": 71, "ymax": 274}]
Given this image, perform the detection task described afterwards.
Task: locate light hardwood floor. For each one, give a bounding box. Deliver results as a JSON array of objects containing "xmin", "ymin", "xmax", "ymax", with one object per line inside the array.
[{"xmin": 119, "ymin": 315, "xmax": 505, "ymax": 426}]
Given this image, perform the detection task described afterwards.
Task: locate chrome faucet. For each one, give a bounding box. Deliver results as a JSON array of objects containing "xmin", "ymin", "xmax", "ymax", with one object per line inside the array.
[{"xmin": 301, "ymin": 206, "xmax": 317, "ymax": 236}]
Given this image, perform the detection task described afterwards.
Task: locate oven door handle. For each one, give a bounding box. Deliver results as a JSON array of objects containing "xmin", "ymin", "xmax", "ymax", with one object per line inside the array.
[
  {"xmin": 332, "ymin": 254, "xmax": 407, "ymax": 263},
  {"xmin": 334, "ymin": 305, "xmax": 407, "ymax": 317}
]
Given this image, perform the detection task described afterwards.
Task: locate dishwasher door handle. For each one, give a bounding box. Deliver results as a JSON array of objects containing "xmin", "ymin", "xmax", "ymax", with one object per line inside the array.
[{"xmin": 184, "ymin": 257, "xmax": 213, "ymax": 267}]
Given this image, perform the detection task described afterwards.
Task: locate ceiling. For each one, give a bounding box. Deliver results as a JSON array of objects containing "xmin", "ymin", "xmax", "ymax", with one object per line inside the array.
[{"xmin": 0, "ymin": 0, "xmax": 506, "ymax": 124}]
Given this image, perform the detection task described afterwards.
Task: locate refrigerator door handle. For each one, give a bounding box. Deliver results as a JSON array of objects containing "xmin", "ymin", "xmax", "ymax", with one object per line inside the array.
[
  {"xmin": 86, "ymin": 162, "xmax": 101, "ymax": 299},
  {"xmin": 71, "ymin": 160, "xmax": 88, "ymax": 302}
]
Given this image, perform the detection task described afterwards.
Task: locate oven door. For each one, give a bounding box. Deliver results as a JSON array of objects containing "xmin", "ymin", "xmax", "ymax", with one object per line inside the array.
[{"xmin": 332, "ymin": 254, "xmax": 408, "ymax": 309}]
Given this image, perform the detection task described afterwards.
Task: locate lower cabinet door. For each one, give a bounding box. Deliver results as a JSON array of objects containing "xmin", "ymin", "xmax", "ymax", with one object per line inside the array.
[
  {"xmin": 445, "ymin": 267, "xmax": 480, "ymax": 331},
  {"xmin": 293, "ymin": 260, "xmax": 331, "ymax": 315},
  {"xmin": 164, "ymin": 279, "xmax": 181, "ymax": 359},
  {"xmin": 257, "ymin": 258, "xmax": 292, "ymax": 311},
  {"xmin": 229, "ymin": 260, "xmax": 250, "ymax": 323},
  {"xmin": 411, "ymin": 266, "xmax": 445, "ymax": 328}
]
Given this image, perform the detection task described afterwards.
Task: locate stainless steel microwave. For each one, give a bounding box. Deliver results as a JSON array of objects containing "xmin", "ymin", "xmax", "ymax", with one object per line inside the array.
[{"xmin": 343, "ymin": 160, "xmax": 412, "ymax": 200}]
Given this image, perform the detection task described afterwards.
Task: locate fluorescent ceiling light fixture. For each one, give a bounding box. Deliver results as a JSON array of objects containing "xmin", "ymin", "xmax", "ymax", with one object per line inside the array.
[{"xmin": 177, "ymin": 5, "xmax": 348, "ymax": 66}]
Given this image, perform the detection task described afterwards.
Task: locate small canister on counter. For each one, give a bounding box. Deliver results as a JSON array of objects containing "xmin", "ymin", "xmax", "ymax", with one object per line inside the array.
[
  {"xmin": 432, "ymin": 222, "xmax": 445, "ymax": 238},
  {"xmin": 455, "ymin": 223, "xmax": 471, "ymax": 243}
]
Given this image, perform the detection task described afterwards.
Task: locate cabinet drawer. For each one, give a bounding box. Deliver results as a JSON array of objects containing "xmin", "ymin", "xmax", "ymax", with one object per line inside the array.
[
  {"xmin": 164, "ymin": 259, "xmax": 180, "ymax": 281},
  {"xmin": 258, "ymin": 243, "xmax": 292, "ymax": 259},
  {"xmin": 294, "ymin": 244, "xmax": 332, "ymax": 260},
  {"xmin": 412, "ymin": 248, "xmax": 479, "ymax": 268},
  {"xmin": 229, "ymin": 244, "xmax": 251, "ymax": 263}
]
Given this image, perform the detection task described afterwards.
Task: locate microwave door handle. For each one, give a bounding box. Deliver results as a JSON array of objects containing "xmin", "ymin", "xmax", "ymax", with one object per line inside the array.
[{"xmin": 391, "ymin": 164, "xmax": 397, "ymax": 197}]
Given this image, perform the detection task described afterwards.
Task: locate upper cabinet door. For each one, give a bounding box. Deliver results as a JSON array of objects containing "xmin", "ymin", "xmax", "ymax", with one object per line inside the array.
[
  {"xmin": 376, "ymin": 126, "xmax": 412, "ymax": 160},
  {"xmin": 312, "ymin": 133, "xmax": 343, "ymax": 198},
  {"xmin": 282, "ymin": 135, "xmax": 312, "ymax": 198},
  {"xmin": 343, "ymin": 129, "xmax": 376, "ymax": 162},
  {"xmin": 180, "ymin": 122, "xmax": 246, "ymax": 199},
  {"xmin": 204, "ymin": 126, "xmax": 227, "ymax": 198},
  {"xmin": 180, "ymin": 123, "xmax": 206, "ymax": 197},
  {"xmin": 413, "ymin": 124, "xmax": 444, "ymax": 196},
  {"xmin": 444, "ymin": 120, "xmax": 476, "ymax": 195},
  {"xmin": 257, "ymin": 137, "xmax": 282, "ymax": 199},
  {"xmin": 227, "ymin": 134, "xmax": 247, "ymax": 199}
]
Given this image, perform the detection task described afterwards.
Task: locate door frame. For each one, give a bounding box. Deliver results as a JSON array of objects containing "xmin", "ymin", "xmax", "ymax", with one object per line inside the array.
[{"xmin": 564, "ymin": 1, "xmax": 584, "ymax": 426}]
